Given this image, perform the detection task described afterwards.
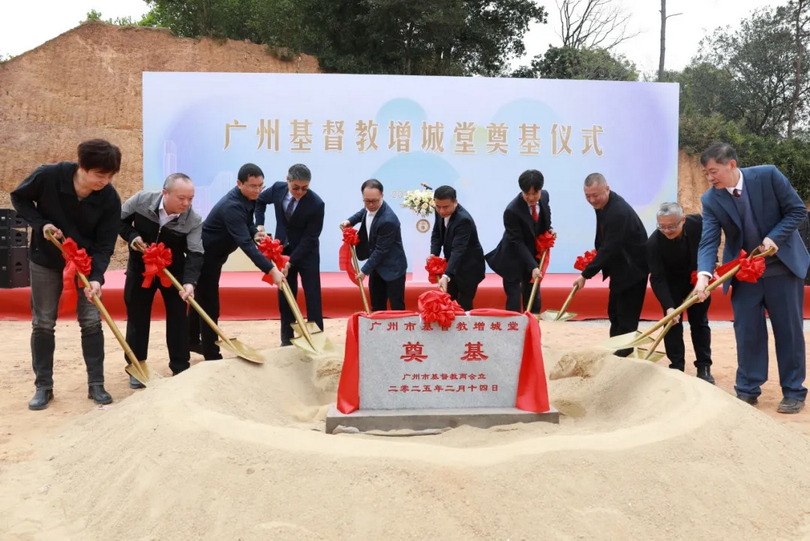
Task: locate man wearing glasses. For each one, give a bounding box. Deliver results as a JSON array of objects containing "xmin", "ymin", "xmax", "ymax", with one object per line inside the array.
[
  {"xmin": 340, "ymin": 179, "xmax": 407, "ymax": 311},
  {"xmin": 256, "ymin": 164, "xmax": 325, "ymax": 347},
  {"xmin": 647, "ymin": 202, "xmax": 714, "ymax": 384},
  {"xmin": 189, "ymin": 163, "xmax": 279, "ymax": 360}
]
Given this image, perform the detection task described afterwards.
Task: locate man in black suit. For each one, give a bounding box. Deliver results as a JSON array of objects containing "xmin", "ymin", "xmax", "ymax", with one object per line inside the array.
[
  {"xmin": 647, "ymin": 202, "xmax": 714, "ymax": 383},
  {"xmin": 485, "ymin": 169, "xmax": 552, "ymax": 313},
  {"xmin": 340, "ymin": 179, "xmax": 407, "ymax": 311},
  {"xmin": 189, "ymin": 163, "xmax": 279, "ymax": 360},
  {"xmin": 256, "ymin": 164, "xmax": 325, "ymax": 346},
  {"xmin": 429, "ymin": 185, "xmax": 485, "ymax": 310},
  {"xmin": 574, "ymin": 173, "xmax": 648, "ymax": 357}
]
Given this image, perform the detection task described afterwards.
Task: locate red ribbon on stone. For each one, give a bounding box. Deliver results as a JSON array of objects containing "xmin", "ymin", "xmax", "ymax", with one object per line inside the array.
[
  {"xmin": 339, "ymin": 227, "xmax": 360, "ymax": 284},
  {"xmin": 425, "ymin": 256, "xmax": 448, "ymax": 284},
  {"xmin": 574, "ymin": 249, "xmax": 597, "ymax": 271},
  {"xmin": 141, "ymin": 242, "xmax": 173, "ymax": 288},
  {"xmin": 417, "ymin": 290, "xmax": 465, "ymax": 328},
  {"xmin": 59, "ymin": 238, "xmax": 93, "ymax": 310}
]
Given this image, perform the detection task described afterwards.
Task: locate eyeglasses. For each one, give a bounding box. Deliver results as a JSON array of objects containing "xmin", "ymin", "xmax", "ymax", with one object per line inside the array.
[
  {"xmin": 363, "ymin": 198, "xmax": 381, "ymax": 204},
  {"xmin": 657, "ymin": 224, "xmax": 681, "ymax": 231}
]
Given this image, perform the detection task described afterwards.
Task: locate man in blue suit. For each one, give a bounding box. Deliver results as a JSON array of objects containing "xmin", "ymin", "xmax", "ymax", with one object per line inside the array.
[
  {"xmin": 340, "ymin": 179, "xmax": 407, "ymax": 311},
  {"xmin": 695, "ymin": 142, "xmax": 810, "ymax": 414},
  {"xmin": 255, "ymin": 164, "xmax": 325, "ymax": 347}
]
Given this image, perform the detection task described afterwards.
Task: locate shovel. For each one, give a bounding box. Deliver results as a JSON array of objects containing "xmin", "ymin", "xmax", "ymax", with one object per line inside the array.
[
  {"xmin": 602, "ymin": 247, "xmax": 775, "ymax": 351},
  {"xmin": 339, "ymin": 224, "xmax": 371, "ymax": 313},
  {"xmin": 525, "ymin": 248, "xmax": 549, "ymax": 316},
  {"xmin": 134, "ymin": 243, "xmax": 265, "ymax": 364},
  {"xmin": 632, "ymin": 318, "xmax": 676, "ymax": 362},
  {"xmin": 540, "ymin": 283, "xmax": 581, "ymax": 322},
  {"xmin": 270, "ymin": 260, "xmax": 328, "ymax": 355},
  {"xmin": 46, "ymin": 232, "xmax": 151, "ymax": 386}
]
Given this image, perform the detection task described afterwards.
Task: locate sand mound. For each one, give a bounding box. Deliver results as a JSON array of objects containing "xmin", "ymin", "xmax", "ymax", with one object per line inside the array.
[{"xmin": 3, "ymin": 343, "xmax": 810, "ymax": 540}]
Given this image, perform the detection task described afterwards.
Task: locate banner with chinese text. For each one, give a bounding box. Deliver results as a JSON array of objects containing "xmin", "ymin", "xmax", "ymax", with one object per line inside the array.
[{"xmin": 143, "ymin": 72, "xmax": 679, "ymax": 273}]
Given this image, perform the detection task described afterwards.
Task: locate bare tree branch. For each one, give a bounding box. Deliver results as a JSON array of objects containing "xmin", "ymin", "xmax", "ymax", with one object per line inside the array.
[{"xmin": 556, "ymin": 0, "xmax": 640, "ymax": 50}]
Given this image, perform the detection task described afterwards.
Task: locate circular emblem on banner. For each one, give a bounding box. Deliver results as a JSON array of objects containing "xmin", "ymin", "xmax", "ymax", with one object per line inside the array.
[{"xmin": 416, "ymin": 219, "xmax": 431, "ymax": 233}]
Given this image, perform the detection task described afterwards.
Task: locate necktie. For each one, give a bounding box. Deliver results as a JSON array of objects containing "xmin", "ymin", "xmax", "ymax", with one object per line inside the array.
[
  {"xmin": 733, "ymin": 189, "xmax": 741, "ymax": 198},
  {"xmin": 285, "ymin": 196, "xmax": 296, "ymax": 221},
  {"xmin": 531, "ymin": 204, "xmax": 539, "ymax": 222}
]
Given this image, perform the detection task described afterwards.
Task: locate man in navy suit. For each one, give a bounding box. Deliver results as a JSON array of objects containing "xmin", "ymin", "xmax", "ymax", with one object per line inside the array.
[
  {"xmin": 695, "ymin": 142, "xmax": 810, "ymax": 414},
  {"xmin": 256, "ymin": 164, "xmax": 325, "ymax": 346},
  {"xmin": 340, "ymin": 179, "xmax": 407, "ymax": 311},
  {"xmin": 485, "ymin": 170, "xmax": 552, "ymax": 313},
  {"xmin": 429, "ymin": 185, "xmax": 486, "ymax": 311}
]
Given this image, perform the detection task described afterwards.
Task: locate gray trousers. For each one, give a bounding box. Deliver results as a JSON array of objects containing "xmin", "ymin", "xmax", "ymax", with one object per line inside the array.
[{"xmin": 29, "ymin": 261, "xmax": 105, "ymax": 390}]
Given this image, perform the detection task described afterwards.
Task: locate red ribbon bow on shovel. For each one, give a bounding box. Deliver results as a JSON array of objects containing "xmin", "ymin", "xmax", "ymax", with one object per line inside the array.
[
  {"xmin": 59, "ymin": 238, "xmax": 93, "ymax": 311},
  {"xmin": 339, "ymin": 227, "xmax": 360, "ymax": 283},
  {"xmin": 141, "ymin": 242, "xmax": 173, "ymax": 288},
  {"xmin": 574, "ymin": 249, "xmax": 597, "ymax": 271},
  {"xmin": 425, "ymin": 257, "xmax": 448, "ymax": 284},
  {"xmin": 534, "ymin": 231, "xmax": 555, "ymax": 281},
  {"xmin": 257, "ymin": 237, "xmax": 290, "ymax": 287}
]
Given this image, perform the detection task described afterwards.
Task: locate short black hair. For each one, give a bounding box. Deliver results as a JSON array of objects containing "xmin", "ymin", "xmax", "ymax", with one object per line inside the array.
[
  {"xmin": 288, "ymin": 164, "xmax": 311, "ymax": 182},
  {"xmin": 77, "ymin": 139, "xmax": 121, "ymax": 174},
  {"xmin": 433, "ymin": 185, "xmax": 456, "ymax": 202},
  {"xmin": 700, "ymin": 142, "xmax": 738, "ymax": 167},
  {"xmin": 361, "ymin": 179, "xmax": 383, "ymax": 193},
  {"xmin": 237, "ymin": 163, "xmax": 264, "ymax": 182},
  {"xmin": 518, "ymin": 169, "xmax": 544, "ymax": 192}
]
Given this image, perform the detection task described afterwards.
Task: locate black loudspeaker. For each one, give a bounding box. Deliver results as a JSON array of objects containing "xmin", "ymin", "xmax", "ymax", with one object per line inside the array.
[
  {"xmin": 0, "ymin": 228, "xmax": 27, "ymax": 249},
  {"xmin": 0, "ymin": 209, "xmax": 25, "ymax": 230},
  {"xmin": 0, "ymin": 247, "xmax": 30, "ymax": 288}
]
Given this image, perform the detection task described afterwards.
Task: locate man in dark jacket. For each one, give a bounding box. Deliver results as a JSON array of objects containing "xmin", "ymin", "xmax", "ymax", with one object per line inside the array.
[
  {"xmin": 574, "ymin": 173, "xmax": 649, "ymax": 357},
  {"xmin": 120, "ymin": 173, "xmax": 203, "ymax": 387},
  {"xmin": 485, "ymin": 169, "xmax": 552, "ymax": 313},
  {"xmin": 189, "ymin": 163, "xmax": 278, "ymax": 360},
  {"xmin": 255, "ymin": 164, "xmax": 325, "ymax": 346},
  {"xmin": 647, "ymin": 202, "xmax": 714, "ymax": 383},
  {"xmin": 10, "ymin": 139, "xmax": 122, "ymax": 410},
  {"xmin": 340, "ymin": 179, "xmax": 407, "ymax": 311},
  {"xmin": 429, "ymin": 185, "xmax": 485, "ymax": 310},
  {"xmin": 799, "ymin": 200, "xmax": 810, "ymax": 286}
]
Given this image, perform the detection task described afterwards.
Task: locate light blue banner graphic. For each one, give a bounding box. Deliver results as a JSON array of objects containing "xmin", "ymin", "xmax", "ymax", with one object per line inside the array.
[{"xmin": 143, "ymin": 72, "xmax": 679, "ymax": 273}]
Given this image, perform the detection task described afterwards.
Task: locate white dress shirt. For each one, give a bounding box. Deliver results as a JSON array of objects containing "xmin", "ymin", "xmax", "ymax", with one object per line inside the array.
[
  {"xmin": 159, "ymin": 197, "xmax": 180, "ymax": 228},
  {"xmin": 365, "ymin": 209, "xmax": 377, "ymax": 238}
]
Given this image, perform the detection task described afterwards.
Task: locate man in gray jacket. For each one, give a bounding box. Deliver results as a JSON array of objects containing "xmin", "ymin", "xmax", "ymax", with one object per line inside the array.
[{"xmin": 119, "ymin": 173, "xmax": 203, "ymax": 387}]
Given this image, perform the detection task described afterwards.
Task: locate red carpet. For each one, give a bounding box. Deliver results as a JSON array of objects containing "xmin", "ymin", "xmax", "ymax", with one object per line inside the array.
[{"xmin": 4, "ymin": 270, "xmax": 806, "ymax": 321}]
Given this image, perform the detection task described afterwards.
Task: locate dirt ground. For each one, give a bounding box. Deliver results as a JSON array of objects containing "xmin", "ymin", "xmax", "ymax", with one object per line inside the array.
[{"xmin": 1, "ymin": 317, "xmax": 807, "ymax": 469}]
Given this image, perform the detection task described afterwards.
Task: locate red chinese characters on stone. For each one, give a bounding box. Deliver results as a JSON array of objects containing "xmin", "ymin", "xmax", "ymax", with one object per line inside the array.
[
  {"xmin": 387, "ymin": 322, "xmax": 398, "ymax": 331},
  {"xmin": 460, "ymin": 341, "xmax": 488, "ymax": 362},
  {"xmin": 400, "ymin": 341, "xmax": 428, "ymax": 363},
  {"xmin": 507, "ymin": 321, "xmax": 519, "ymax": 331},
  {"xmin": 404, "ymin": 322, "xmax": 416, "ymax": 331}
]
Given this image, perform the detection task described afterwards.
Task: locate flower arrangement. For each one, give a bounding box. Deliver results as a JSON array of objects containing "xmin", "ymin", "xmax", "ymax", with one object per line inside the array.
[{"xmin": 401, "ymin": 189, "xmax": 435, "ymax": 216}]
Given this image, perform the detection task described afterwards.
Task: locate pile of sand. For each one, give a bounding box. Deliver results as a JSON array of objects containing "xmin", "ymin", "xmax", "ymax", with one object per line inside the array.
[{"xmin": 3, "ymin": 340, "xmax": 810, "ymax": 540}]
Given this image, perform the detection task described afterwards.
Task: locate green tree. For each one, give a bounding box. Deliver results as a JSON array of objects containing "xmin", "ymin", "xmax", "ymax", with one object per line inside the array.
[{"xmin": 513, "ymin": 46, "xmax": 637, "ymax": 81}]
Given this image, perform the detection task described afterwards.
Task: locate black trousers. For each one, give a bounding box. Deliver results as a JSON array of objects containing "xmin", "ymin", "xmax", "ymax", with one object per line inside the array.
[
  {"xmin": 662, "ymin": 282, "xmax": 712, "ymax": 370},
  {"xmin": 448, "ymin": 279, "xmax": 479, "ymax": 311},
  {"xmin": 189, "ymin": 259, "xmax": 223, "ymax": 360},
  {"xmin": 608, "ymin": 278, "xmax": 647, "ymax": 357},
  {"xmin": 279, "ymin": 264, "xmax": 324, "ymax": 345},
  {"xmin": 503, "ymin": 273, "xmax": 540, "ymax": 314},
  {"xmin": 368, "ymin": 271, "xmax": 406, "ymax": 311},
  {"xmin": 124, "ymin": 272, "xmax": 190, "ymax": 374}
]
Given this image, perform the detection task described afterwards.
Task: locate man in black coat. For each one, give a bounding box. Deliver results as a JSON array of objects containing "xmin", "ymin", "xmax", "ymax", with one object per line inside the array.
[
  {"xmin": 255, "ymin": 164, "xmax": 325, "ymax": 346},
  {"xmin": 120, "ymin": 173, "xmax": 204, "ymax": 387},
  {"xmin": 574, "ymin": 173, "xmax": 648, "ymax": 357},
  {"xmin": 189, "ymin": 163, "xmax": 278, "ymax": 360},
  {"xmin": 647, "ymin": 202, "xmax": 714, "ymax": 383},
  {"xmin": 429, "ymin": 185, "xmax": 485, "ymax": 310},
  {"xmin": 11, "ymin": 139, "xmax": 122, "ymax": 410},
  {"xmin": 340, "ymin": 179, "xmax": 407, "ymax": 311},
  {"xmin": 485, "ymin": 169, "xmax": 552, "ymax": 313}
]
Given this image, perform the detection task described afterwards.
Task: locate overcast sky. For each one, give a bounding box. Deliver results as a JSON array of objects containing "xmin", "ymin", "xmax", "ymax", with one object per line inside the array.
[{"xmin": 0, "ymin": 0, "xmax": 775, "ymax": 76}]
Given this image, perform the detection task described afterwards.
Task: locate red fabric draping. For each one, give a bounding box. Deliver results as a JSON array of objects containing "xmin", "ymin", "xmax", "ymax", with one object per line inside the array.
[
  {"xmin": 515, "ymin": 313, "xmax": 550, "ymax": 413},
  {"xmin": 141, "ymin": 242, "xmax": 173, "ymax": 288},
  {"xmin": 339, "ymin": 227, "xmax": 360, "ymax": 284},
  {"xmin": 417, "ymin": 290, "xmax": 465, "ymax": 328}
]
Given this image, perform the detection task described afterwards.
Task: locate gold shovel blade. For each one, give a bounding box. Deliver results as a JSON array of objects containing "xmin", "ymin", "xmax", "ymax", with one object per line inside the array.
[
  {"xmin": 290, "ymin": 332, "xmax": 329, "ymax": 355},
  {"xmin": 125, "ymin": 363, "xmax": 150, "ymax": 386},
  {"xmin": 291, "ymin": 321, "xmax": 324, "ymax": 336},
  {"xmin": 632, "ymin": 347, "xmax": 666, "ymax": 362},
  {"xmin": 601, "ymin": 331, "xmax": 655, "ymax": 351},
  {"xmin": 215, "ymin": 339, "xmax": 266, "ymax": 364},
  {"xmin": 539, "ymin": 310, "xmax": 577, "ymax": 322}
]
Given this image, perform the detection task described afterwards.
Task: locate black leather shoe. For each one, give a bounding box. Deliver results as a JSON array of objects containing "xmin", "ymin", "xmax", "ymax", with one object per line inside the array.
[
  {"xmin": 696, "ymin": 366, "xmax": 715, "ymax": 385},
  {"xmin": 129, "ymin": 375, "xmax": 146, "ymax": 389},
  {"xmin": 28, "ymin": 389, "xmax": 54, "ymax": 410},
  {"xmin": 777, "ymin": 398, "xmax": 805, "ymax": 414},
  {"xmin": 737, "ymin": 394, "xmax": 758, "ymax": 405},
  {"xmin": 88, "ymin": 385, "xmax": 113, "ymax": 405}
]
